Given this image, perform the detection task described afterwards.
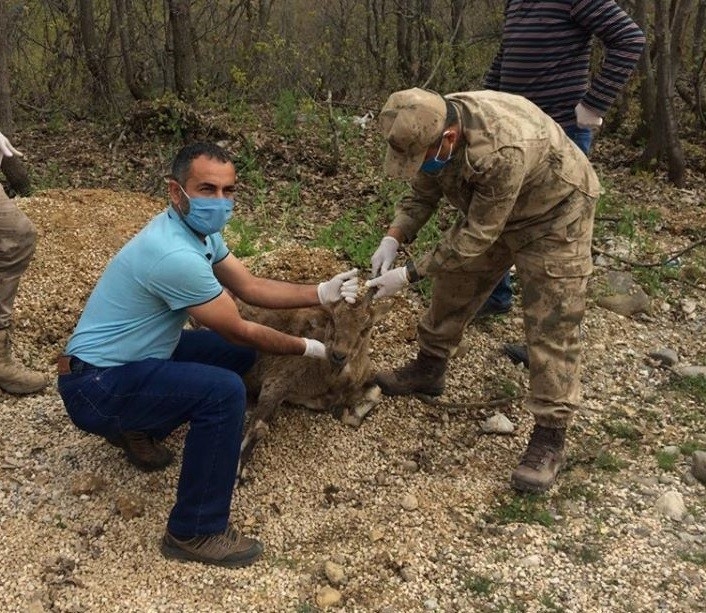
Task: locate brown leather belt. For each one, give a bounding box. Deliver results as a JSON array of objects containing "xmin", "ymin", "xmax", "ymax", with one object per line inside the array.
[
  {"xmin": 57, "ymin": 355, "xmax": 73, "ymax": 375},
  {"xmin": 57, "ymin": 355, "xmax": 102, "ymax": 376}
]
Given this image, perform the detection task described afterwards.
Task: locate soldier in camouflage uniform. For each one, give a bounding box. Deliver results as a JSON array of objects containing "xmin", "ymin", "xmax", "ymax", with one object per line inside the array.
[{"xmin": 365, "ymin": 88, "xmax": 599, "ymax": 493}]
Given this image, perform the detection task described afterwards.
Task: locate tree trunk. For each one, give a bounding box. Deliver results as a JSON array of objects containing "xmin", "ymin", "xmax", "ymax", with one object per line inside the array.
[
  {"xmin": 167, "ymin": 0, "xmax": 197, "ymax": 101},
  {"xmin": 115, "ymin": 0, "xmax": 150, "ymax": 100},
  {"xmin": 0, "ymin": 0, "xmax": 30, "ymax": 196},
  {"xmin": 450, "ymin": 0, "xmax": 466, "ymax": 85},
  {"xmin": 691, "ymin": 0, "xmax": 706, "ymax": 129},
  {"xmin": 396, "ymin": 0, "xmax": 414, "ymax": 82},
  {"xmin": 632, "ymin": 0, "xmax": 656, "ymax": 144},
  {"xmin": 366, "ymin": 0, "xmax": 389, "ymax": 90},
  {"xmin": 77, "ymin": 0, "xmax": 115, "ymax": 110},
  {"xmin": 638, "ymin": 0, "xmax": 685, "ymax": 186},
  {"xmin": 418, "ymin": 0, "xmax": 434, "ymax": 82}
]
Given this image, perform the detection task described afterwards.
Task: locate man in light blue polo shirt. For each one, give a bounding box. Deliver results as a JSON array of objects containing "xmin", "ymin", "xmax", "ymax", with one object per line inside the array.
[{"xmin": 57, "ymin": 142, "xmax": 358, "ymax": 568}]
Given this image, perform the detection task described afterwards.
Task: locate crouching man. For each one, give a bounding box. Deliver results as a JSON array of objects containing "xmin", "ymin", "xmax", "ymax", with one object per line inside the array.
[
  {"xmin": 366, "ymin": 88, "xmax": 599, "ymax": 494},
  {"xmin": 57, "ymin": 142, "xmax": 358, "ymax": 567}
]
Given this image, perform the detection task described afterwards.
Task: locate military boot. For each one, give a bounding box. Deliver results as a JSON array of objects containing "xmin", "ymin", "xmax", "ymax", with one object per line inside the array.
[
  {"xmin": 0, "ymin": 328, "xmax": 49, "ymax": 395},
  {"xmin": 511, "ymin": 424, "xmax": 566, "ymax": 493},
  {"xmin": 375, "ymin": 351, "xmax": 447, "ymax": 397}
]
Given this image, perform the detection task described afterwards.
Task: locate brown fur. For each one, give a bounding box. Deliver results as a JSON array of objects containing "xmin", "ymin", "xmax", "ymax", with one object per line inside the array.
[{"xmin": 237, "ymin": 291, "xmax": 391, "ymax": 478}]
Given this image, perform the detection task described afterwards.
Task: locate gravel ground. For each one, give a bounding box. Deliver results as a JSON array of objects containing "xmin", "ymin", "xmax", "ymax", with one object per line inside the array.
[{"xmin": 1, "ymin": 188, "xmax": 705, "ymax": 613}]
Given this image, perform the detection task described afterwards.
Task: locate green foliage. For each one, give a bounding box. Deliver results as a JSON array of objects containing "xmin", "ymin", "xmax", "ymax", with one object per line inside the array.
[
  {"xmin": 680, "ymin": 440, "xmax": 705, "ymax": 455},
  {"xmin": 603, "ymin": 420, "xmax": 642, "ymax": 441},
  {"xmin": 489, "ymin": 494, "xmax": 555, "ymax": 527},
  {"xmin": 273, "ymin": 90, "xmax": 300, "ymax": 139},
  {"xmin": 667, "ymin": 374, "xmax": 706, "ymax": 404},
  {"xmin": 312, "ymin": 204, "xmax": 387, "ymax": 270},
  {"xmin": 655, "ymin": 449, "xmax": 678, "ymax": 471},
  {"xmin": 225, "ymin": 217, "xmax": 260, "ymax": 258},
  {"xmin": 463, "ymin": 573, "xmax": 494, "ymax": 595},
  {"xmin": 594, "ymin": 451, "xmax": 626, "ymax": 472}
]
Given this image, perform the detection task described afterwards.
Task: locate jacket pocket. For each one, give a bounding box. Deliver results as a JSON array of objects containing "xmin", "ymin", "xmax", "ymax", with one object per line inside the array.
[{"xmin": 544, "ymin": 255, "xmax": 593, "ymax": 278}]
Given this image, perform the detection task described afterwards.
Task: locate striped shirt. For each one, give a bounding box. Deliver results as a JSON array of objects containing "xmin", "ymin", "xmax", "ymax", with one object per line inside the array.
[{"xmin": 483, "ymin": 0, "xmax": 645, "ymax": 128}]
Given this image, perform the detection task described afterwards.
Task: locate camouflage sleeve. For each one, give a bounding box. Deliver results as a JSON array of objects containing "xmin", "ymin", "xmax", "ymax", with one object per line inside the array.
[
  {"xmin": 424, "ymin": 147, "xmax": 525, "ymax": 274},
  {"xmin": 389, "ymin": 172, "xmax": 444, "ymax": 244}
]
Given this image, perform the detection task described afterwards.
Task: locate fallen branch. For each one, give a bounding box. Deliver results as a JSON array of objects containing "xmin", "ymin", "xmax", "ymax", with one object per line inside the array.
[{"xmin": 592, "ymin": 237, "xmax": 706, "ymax": 268}]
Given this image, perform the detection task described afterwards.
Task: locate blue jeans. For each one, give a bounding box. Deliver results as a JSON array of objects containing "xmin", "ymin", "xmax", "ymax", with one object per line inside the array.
[
  {"xmin": 484, "ymin": 124, "xmax": 593, "ymax": 309},
  {"xmin": 57, "ymin": 329, "xmax": 256, "ymax": 538}
]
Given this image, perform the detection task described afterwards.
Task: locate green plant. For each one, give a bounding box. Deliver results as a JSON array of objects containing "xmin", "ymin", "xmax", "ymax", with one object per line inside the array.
[
  {"xmin": 312, "ymin": 201, "xmax": 388, "ymax": 270},
  {"xmin": 680, "ymin": 440, "xmax": 705, "ymax": 455},
  {"xmin": 489, "ymin": 494, "xmax": 554, "ymax": 527},
  {"xmin": 225, "ymin": 218, "xmax": 260, "ymax": 257},
  {"xmin": 603, "ymin": 420, "xmax": 642, "ymax": 441},
  {"xmin": 463, "ymin": 573, "xmax": 493, "ymax": 595},
  {"xmin": 594, "ymin": 451, "xmax": 626, "ymax": 472},
  {"xmin": 679, "ymin": 551, "xmax": 706, "ymax": 566},
  {"xmin": 655, "ymin": 449, "xmax": 678, "ymax": 471},
  {"xmin": 273, "ymin": 89, "xmax": 299, "ymax": 139},
  {"xmin": 667, "ymin": 374, "xmax": 706, "ymax": 404}
]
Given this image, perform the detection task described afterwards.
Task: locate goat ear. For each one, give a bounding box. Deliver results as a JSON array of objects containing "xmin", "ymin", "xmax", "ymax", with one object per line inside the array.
[{"xmin": 362, "ymin": 286, "xmax": 376, "ymax": 305}]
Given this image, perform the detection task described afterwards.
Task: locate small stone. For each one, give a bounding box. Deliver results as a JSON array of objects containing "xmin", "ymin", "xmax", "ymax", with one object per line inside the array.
[
  {"xmin": 401, "ymin": 493, "xmax": 419, "ymax": 511},
  {"xmin": 114, "ymin": 495, "xmax": 145, "ymax": 520},
  {"xmin": 662, "ymin": 445, "xmax": 680, "ymax": 457},
  {"xmin": 400, "ymin": 460, "xmax": 419, "ymax": 473},
  {"xmin": 648, "ymin": 347, "xmax": 679, "ymax": 367},
  {"xmin": 673, "ymin": 365, "xmax": 706, "ymax": 378},
  {"xmin": 520, "ymin": 554, "xmax": 541, "ymax": 567},
  {"xmin": 481, "ymin": 413, "xmax": 514, "ymax": 434},
  {"xmin": 324, "ymin": 560, "xmax": 346, "ymax": 585},
  {"xmin": 399, "ymin": 565, "xmax": 416, "ymax": 582},
  {"xmin": 370, "ymin": 528, "xmax": 384, "ymax": 542},
  {"xmin": 692, "ymin": 451, "xmax": 706, "ymax": 485},
  {"xmin": 424, "ymin": 597, "xmax": 439, "ymax": 610},
  {"xmin": 315, "ymin": 586, "xmax": 342, "ymax": 608},
  {"xmin": 70, "ymin": 473, "xmax": 106, "ymax": 496},
  {"xmin": 655, "ymin": 490, "xmax": 686, "ymax": 521}
]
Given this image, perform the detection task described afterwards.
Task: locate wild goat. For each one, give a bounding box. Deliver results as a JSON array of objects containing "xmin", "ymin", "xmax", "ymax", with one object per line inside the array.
[{"xmin": 237, "ymin": 290, "xmax": 390, "ymax": 477}]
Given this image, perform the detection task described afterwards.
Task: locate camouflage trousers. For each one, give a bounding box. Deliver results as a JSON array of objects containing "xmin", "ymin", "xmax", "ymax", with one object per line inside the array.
[
  {"xmin": 0, "ymin": 184, "xmax": 37, "ymax": 329},
  {"xmin": 419, "ymin": 190, "xmax": 596, "ymax": 427}
]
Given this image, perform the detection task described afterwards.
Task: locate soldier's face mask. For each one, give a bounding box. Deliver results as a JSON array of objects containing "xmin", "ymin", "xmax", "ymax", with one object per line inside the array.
[{"xmin": 420, "ymin": 131, "xmax": 454, "ymax": 175}]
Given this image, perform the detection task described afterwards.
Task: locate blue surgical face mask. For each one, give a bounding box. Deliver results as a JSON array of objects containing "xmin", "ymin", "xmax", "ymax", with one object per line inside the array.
[
  {"xmin": 177, "ymin": 184, "xmax": 234, "ymax": 236},
  {"xmin": 420, "ymin": 133, "xmax": 454, "ymax": 175}
]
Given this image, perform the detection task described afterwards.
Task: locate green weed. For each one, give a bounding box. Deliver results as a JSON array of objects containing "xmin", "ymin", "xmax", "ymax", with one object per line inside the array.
[
  {"xmin": 667, "ymin": 374, "xmax": 706, "ymax": 404},
  {"xmin": 603, "ymin": 420, "xmax": 642, "ymax": 441},
  {"xmin": 273, "ymin": 89, "xmax": 299, "ymax": 139},
  {"xmin": 679, "ymin": 551, "xmax": 706, "ymax": 566},
  {"xmin": 655, "ymin": 449, "xmax": 678, "ymax": 471},
  {"xmin": 594, "ymin": 451, "xmax": 626, "ymax": 472},
  {"xmin": 463, "ymin": 573, "xmax": 494, "ymax": 595},
  {"xmin": 489, "ymin": 494, "xmax": 554, "ymax": 527},
  {"xmin": 226, "ymin": 218, "xmax": 260, "ymax": 257}
]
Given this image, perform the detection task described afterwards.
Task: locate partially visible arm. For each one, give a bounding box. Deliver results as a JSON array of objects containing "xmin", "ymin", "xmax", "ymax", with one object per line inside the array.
[
  {"xmin": 388, "ymin": 172, "xmax": 445, "ymax": 245},
  {"xmin": 572, "ymin": 0, "xmax": 646, "ymax": 115},
  {"xmin": 213, "ymin": 253, "xmax": 320, "ymax": 309},
  {"xmin": 187, "ymin": 290, "xmax": 308, "ymax": 356}
]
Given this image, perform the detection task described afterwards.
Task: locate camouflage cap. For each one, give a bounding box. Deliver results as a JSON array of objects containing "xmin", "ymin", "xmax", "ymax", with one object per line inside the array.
[{"xmin": 379, "ymin": 88, "xmax": 447, "ymax": 178}]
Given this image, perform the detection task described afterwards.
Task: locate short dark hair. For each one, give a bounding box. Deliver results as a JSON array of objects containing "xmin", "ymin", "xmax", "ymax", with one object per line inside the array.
[
  {"xmin": 170, "ymin": 142, "xmax": 232, "ymax": 184},
  {"xmin": 444, "ymin": 100, "xmax": 458, "ymax": 128}
]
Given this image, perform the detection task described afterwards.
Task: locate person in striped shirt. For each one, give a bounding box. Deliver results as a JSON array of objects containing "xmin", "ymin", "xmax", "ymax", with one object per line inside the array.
[{"xmin": 482, "ymin": 0, "xmax": 645, "ymax": 361}]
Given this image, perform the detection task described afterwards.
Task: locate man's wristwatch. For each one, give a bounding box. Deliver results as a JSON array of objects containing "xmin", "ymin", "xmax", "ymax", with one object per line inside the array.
[{"xmin": 405, "ymin": 259, "xmax": 421, "ymax": 283}]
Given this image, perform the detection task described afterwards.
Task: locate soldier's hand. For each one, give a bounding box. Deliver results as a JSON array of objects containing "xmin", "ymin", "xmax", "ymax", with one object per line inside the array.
[
  {"xmin": 364, "ymin": 266, "xmax": 409, "ymax": 299},
  {"xmin": 371, "ymin": 236, "xmax": 399, "ymax": 276}
]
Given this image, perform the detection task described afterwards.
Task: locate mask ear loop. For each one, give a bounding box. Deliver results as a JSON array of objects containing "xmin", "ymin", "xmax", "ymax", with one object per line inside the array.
[{"xmin": 433, "ymin": 130, "xmax": 454, "ymax": 163}]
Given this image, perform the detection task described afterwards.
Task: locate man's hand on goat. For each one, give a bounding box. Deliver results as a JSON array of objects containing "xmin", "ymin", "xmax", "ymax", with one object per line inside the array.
[
  {"xmin": 364, "ymin": 266, "xmax": 409, "ymax": 299},
  {"xmin": 302, "ymin": 338, "xmax": 327, "ymax": 359},
  {"xmin": 317, "ymin": 269, "xmax": 358, "ymax": 305},
  {"xmin": 0, "ymin": 132, "xmax": 22, "ymax": 165},
  {"xmin": 371, "ymin": 236, "xmax": 399, "ymax": 276}
]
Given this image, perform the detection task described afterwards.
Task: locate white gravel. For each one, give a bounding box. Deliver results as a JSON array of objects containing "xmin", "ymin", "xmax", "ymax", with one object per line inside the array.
[{"xmin": 1, "ymin": 188, "xmax": 704, "ymax": 612}]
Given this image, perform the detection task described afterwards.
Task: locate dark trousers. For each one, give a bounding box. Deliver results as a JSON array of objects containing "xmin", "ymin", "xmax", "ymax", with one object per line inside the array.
[{"xmin": 58, "ymin": 329, "xmax": 256, "ymax": 537}]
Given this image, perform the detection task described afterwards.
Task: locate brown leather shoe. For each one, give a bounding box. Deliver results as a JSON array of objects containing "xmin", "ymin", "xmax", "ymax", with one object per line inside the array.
[
  {"xmin": 106, "ymin": 431, "xmax": 174, "ymax": 472},
  {"xmin": 161, "ymin": 524, "xmax": 263, "ymax": 568}
]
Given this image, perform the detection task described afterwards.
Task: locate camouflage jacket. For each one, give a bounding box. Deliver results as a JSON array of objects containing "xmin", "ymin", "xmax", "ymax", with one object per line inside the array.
[{"xmin": 390, "ymin": 90, "xmax": 601, "ymax": 275}]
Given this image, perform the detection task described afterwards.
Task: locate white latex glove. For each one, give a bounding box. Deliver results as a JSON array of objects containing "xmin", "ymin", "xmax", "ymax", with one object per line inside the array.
[
  {"xmin": 371, "ymin": 236, "xmax": 399, "ymax": 276},
  {"xmin": 0, "ymin": 132, "xmax": 22, "ymax": 165},
  {"xmin": 317, "ymin": 268, "xmax": 359, "ymax": 305},
  {"xmin": 574, "ymin": 102, "xmax": 603, "ymax": 129},
  {"xmin": 303, "ymin": 338, "xmax": 327, "ymax": 359},
  {"xmin": 364, "ymin": 266, "xmax": 409, "ymax": 299}
]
